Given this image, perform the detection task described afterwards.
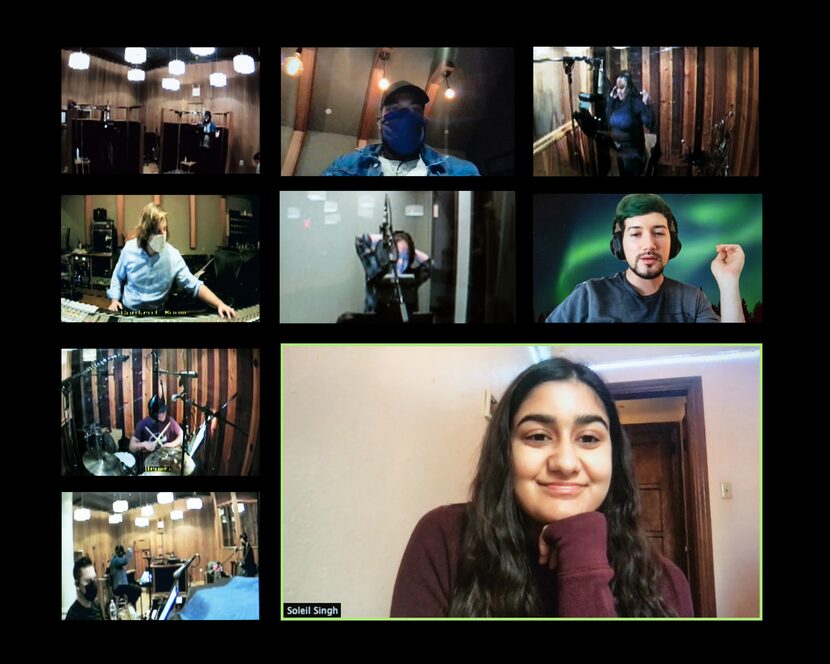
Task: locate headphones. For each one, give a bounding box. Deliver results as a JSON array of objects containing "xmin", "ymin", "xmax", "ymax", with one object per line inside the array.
[
  {"xmin": 148, "ymin": 395, "xmax": 165, "ymax": 420},
  {"xmin": 610, "ymin": 214, "xmax": 682, "ymax": 261}
]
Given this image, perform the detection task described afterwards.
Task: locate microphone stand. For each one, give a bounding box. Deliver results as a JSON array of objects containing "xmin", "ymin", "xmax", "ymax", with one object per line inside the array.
[
  {"xmin": 562, "ymin": 57, "xmax": 585, "ymax": 176},
  {"xmin": 61, "ymin": 354, "xmax": 128, "ymax": 475},
  {"xmin": 379, "ymin": 194, "xmax": 409, "ymax": 323},
  {"xmin": 168, "ymin": 553, "xmax": 199, "ymax": 616},
  {"xmin": 167, "ymin": 109, "xmax": 186, "ymax": 173},
  {"xmin": 188, "ymin": 393, "xmax": 248, "ymax": 475}
]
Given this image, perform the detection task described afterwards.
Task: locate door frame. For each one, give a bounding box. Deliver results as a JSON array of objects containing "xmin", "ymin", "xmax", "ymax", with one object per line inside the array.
[{"xmin": 608, "ymin": 376, "xmax": 716, "ymax": 617}]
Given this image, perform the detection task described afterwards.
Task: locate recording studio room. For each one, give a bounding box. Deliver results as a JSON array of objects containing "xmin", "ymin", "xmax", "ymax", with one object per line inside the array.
[
  {"xmin": 280, "ymin": 190, "xmax": 515, "ymax": 323},
  {"xmin": 60, "ymin": 194, "xmax": 260, "ymax": 322},
  {"xmin": 61, "ymin": 349, "xmax": 261, "ymax": 477},
  {"xmin": 281, "ymin": 47, "xmax": 514, "ymax": 176},
  {"xmin": 61, "ymin": 47, "xmax": 259, "ymax": 174},
  {"xmin": 533, "ymin": 47, "xmax": 759, "ymax": 176},
  {"xmin": 62, "ymin": 492, "xmax": 259, "ymax": 620}
]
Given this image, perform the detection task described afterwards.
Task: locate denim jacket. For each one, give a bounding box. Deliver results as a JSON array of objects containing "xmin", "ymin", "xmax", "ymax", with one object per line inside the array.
[{"xmin": 322, "ymin": 143, "xmax": 480, "ymax": 176}]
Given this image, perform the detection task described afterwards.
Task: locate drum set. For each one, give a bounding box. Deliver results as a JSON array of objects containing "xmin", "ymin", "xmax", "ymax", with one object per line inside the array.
[
  {"xmin": 81, "ymin": 424, "xmax": 136, "ymax": 476},
  {"xmin": 80, "ymin": 424, "xmax": 195, "ymax": 476}
]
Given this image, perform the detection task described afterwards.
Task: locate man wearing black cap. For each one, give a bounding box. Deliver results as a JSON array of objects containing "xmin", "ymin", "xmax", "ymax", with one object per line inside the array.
[
  {"xmin": 129, "ymin": 396, "xmax": 184, "ymax": 471},
  {"xmin": 321, "ymin": 81, "xmax": 480, "ymax": 176}
]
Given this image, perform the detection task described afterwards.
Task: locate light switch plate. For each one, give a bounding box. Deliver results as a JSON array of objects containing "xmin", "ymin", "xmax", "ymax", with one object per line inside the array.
[{"xmin": 720, "ymin": 482, "xmax": 733, "ymax": 499}]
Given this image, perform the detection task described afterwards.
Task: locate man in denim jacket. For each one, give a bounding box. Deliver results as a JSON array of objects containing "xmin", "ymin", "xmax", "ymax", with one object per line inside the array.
[{"xmin": 322, "ymin": 81, "xmax": 480, "ymax": 176}]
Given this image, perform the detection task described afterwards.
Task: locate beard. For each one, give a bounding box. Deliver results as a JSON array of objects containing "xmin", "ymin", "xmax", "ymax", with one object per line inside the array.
[{"xmin": 629, "ymin": 255, "xmax": 665, "ymax": 280}]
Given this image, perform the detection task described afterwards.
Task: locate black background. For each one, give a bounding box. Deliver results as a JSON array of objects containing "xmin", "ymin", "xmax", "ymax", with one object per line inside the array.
[{"xmin": 43, "ymin": 18, "xmax": 778, "ymax": 632}]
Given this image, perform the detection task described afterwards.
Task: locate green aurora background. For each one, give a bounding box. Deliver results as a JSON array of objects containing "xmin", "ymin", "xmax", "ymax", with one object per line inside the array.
[{"xmin": 533, "ymin": 193, "xmax": 762, "ymax": 320}]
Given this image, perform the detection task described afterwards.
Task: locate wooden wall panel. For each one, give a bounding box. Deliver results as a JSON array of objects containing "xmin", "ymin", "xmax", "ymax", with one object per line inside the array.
[
  {"xmin": 534, "ymin": 46, "xmax": 759, "ymax": 176},
  {"xmin": 62, "ymin": 51, "xmax": 259, "ymax": 174},
  {"xmin": 61, "ymin": 50, "xmax": 143, "ymax": 173},
  {"xmin": 145, "ymin": 61, "xmax": 260, "ymax": 174},
  {"xmin": 73, "ymin": 496, "xmax": 231, "ymax": 586}
]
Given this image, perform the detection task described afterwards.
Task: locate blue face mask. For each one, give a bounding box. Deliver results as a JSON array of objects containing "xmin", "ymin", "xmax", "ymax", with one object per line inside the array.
[{"xmin": 381, "ymin": 109, "xmax": 427, "ymax": 159}]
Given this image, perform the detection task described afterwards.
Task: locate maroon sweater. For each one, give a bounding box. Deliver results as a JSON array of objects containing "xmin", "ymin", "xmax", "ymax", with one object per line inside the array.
[{"xmin": 390, "ymin": 503, "xmax": 694, "ymax": 617}]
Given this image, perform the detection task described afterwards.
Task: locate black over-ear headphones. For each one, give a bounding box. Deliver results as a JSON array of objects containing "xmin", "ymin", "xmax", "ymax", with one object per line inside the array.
[{"xmin": 610, "ymin": 215, "xmax": 682, "ymax": 261}]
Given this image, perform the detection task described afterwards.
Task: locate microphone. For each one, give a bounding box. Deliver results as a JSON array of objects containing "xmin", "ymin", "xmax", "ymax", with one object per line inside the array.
[
  {"xmin": 171, "ymin": 393, "xmax": 184, "ymax": 402},
  {"xmin": 173, "ymin": 553, "xmax": 200, "ymax": 579},
  {"xmin": 176, "ymin": 371, "xmax": 198, "ymax": 377}
]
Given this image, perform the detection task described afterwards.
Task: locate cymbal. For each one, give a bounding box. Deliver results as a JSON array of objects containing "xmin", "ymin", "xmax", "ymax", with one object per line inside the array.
[{"xmin": 83, "ymin": 451, "xmax": 123, "ymax": 476}]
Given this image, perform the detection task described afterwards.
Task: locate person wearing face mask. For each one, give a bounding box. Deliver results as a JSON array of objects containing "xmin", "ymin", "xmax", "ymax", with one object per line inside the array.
[
  {"xmin": 352, "ymin": 230, "xmax": 431, "ymax": 317},
  {"xmin": 545, "ymin": 194, "xmax": 746, "ymax": 323},
  {"xmin": 107, "ymin": 203, "xmax": 236, "ymax": 318},
  {"xmin": 66, "ymin": 556, "xmax": 104, "ymax": 620},
  {"xmin": 321, "ymin": 81, "xmax": 480, "ymax": 176}
]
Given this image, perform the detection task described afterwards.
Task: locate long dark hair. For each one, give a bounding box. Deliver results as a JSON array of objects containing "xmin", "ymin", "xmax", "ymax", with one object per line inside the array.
[
  {"xmin": 449, "ymin": 357, "xmax": 675, "ymax": 616},
  {"xmin": 615, "ymin": 70, "xmax": 641, "ymax": 99}
]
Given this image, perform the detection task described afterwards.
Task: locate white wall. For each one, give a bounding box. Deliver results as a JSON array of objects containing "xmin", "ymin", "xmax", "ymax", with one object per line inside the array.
[
  {"xmin": 553, "ymin": 346, "xmax": 760, "ymax": 618},
  {"xmin": 61, "ymin": 492, "xmax": 76, "ymax": 618},
  {"xmin": 282, "ymin": 346, "xmax": 531, "ymax": 617}
]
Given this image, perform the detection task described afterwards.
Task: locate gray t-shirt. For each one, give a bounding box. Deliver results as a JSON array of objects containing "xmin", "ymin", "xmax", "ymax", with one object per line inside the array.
[{"xmin": 545, "ymin": 271, "xmax": 720, "ymax": 323}]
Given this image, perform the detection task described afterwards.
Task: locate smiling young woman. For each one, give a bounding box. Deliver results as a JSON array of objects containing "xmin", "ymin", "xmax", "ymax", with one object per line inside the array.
[{"xmin": 390, "ymin": 357, "xmax": 694, "ymax": 617}]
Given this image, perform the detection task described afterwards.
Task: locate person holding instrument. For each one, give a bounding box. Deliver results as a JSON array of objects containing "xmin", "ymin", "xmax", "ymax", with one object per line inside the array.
[
  {"xmin": 130, "ymin": 396, "xmax": 184, "ymax": 473},
  {"xmin": 107, "ymin": 203, "xmax": 236, "ymax": 318}
]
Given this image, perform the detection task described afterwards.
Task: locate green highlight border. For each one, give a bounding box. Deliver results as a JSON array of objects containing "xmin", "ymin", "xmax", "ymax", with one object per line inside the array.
[{"xmin": 281, "ymin": 343, "xmax": 762, "ymax": 621}]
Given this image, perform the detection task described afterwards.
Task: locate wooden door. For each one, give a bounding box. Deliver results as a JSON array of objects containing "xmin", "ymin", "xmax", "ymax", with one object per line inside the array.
[{"xmin": 624, "ymin": 422, "xmax": 687, "ymax": 576}]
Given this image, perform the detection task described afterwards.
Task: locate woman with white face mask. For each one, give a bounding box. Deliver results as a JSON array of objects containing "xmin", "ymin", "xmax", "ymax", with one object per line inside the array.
[{"xmin": 107, "ymin": 203, "xmax": 236, "ymax": 318}]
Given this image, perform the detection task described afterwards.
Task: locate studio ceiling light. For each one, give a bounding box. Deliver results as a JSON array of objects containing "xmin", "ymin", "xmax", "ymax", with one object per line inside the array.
[
  {"xmin": 233, "ymin": 52, "xmax": 255, "ymax": 74},
  {"xmin": 187, "ymin": 497, "xmax": 203, "ymax": 510},
  {"xmin": 113, "ymin": 499, "xmax": 128, "ymax": 513},
  {"xmin": 127, "ymin": 68, "xmax": 145, "ymax": 82},
  {"xmin": 378, "ymin": 51, "xmax": 390, "ymax": 90},
  {"xmin": 68, "ymin": 50, "xmax": 90, "ymax": 70},
  {"xmin": 443, "ymin": 71, "xmax": 455, "ymax": 99},
  {"xmin": 169, "ymin": 59, "xmax": 185, "ymax": 76},
  {"xmin": 171, "ymin": 510, "xmax": 184, "ymax": 520},
  {"xmin": 210, "ymin": 72, "xmax": 227, "ymax": 87},
  {"xmin": 190, "ymin": 47, "xmax": 215, "ymax": 56},
  {"xmin": 162, "ymin": 77, "xmax": 180, "ymax": 91},
  {"xmin": 157, "ymin": 492, "xmax": 174, "ymax": 504},
  {"xmin": 73, "ymin": 507, "xmax": 91, "ymax": 521},
  {"xmin": 135, "ymin": 517, "xmax": 149, "ymax": 527},
  {"xmin": 108, "ymin": 513, "xmax": 123, "ymax": 524},
  {"xmin": 124, "ymin": 47, "xmax": 146, "ymax": 64}
]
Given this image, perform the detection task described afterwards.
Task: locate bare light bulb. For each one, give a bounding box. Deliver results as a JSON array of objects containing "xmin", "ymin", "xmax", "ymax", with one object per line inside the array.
[
  {"xmin": 379, "ymin": 77, "xmax": 390, "ymax": 90},
  {"xmin": 283, "ymin": 52, "xmax": 303, "ymax": 77},
  {"xmin": 445, "ymin": 87, "xmax": 456, "ymax": 99}
]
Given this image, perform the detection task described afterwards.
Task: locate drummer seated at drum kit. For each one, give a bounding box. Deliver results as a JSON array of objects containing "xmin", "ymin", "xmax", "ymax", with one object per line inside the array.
[{"xmin": 130, "ymin": 396, "xmax": 185, "ymax": 474}]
